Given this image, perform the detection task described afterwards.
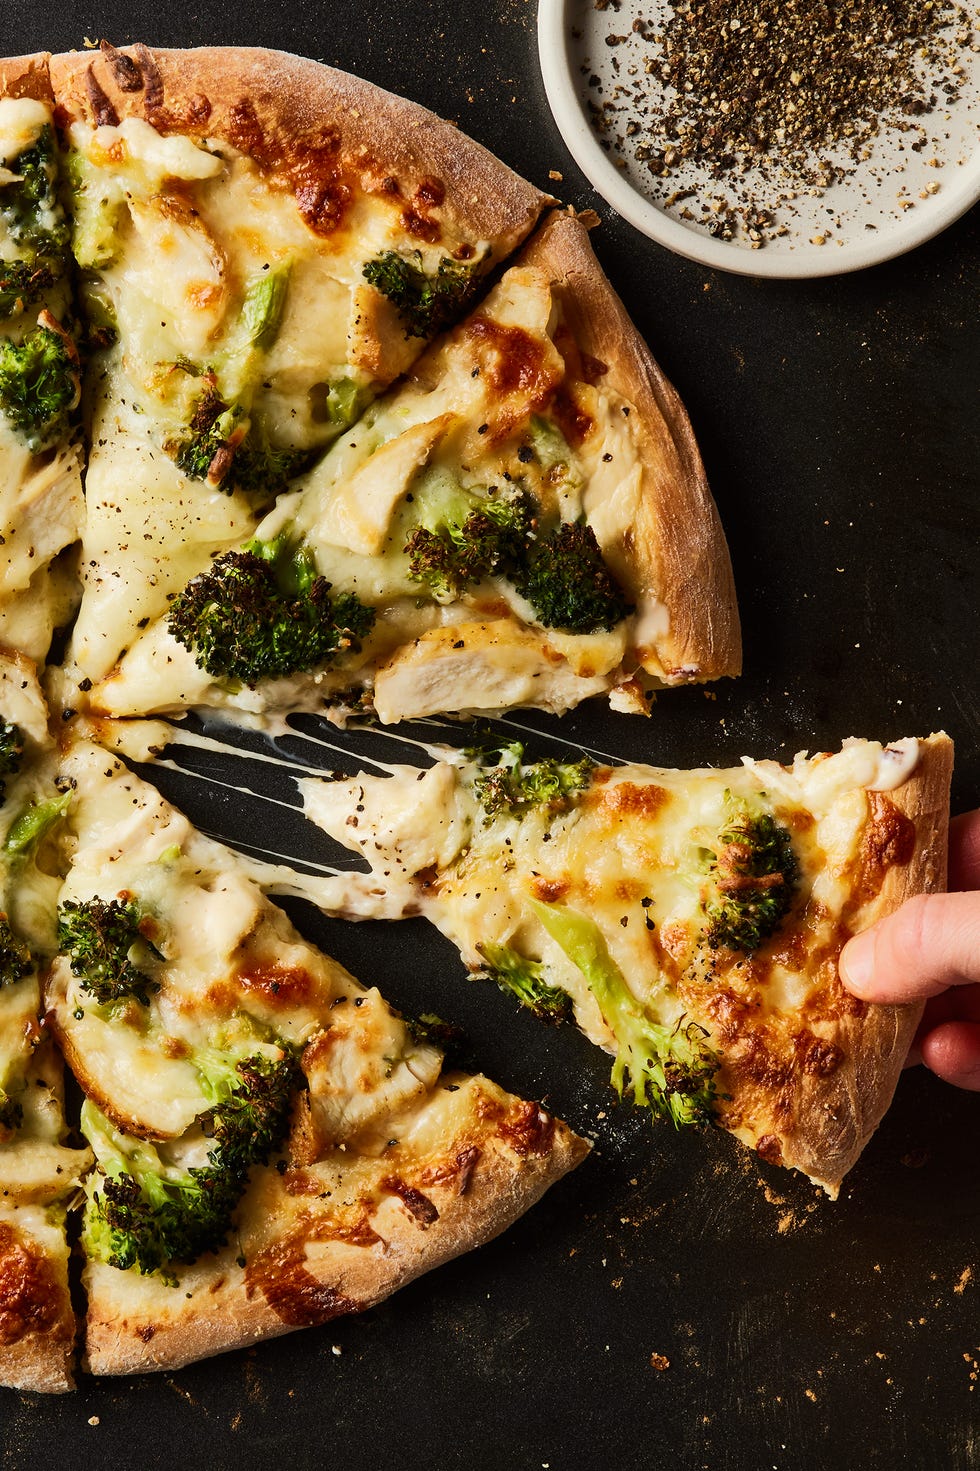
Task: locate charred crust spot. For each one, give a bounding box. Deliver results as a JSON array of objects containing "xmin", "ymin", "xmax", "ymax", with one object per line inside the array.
[
  {"xmin": 756, "ymin": 1133, "xmax": 783, "ymax": 1165},
  {"xmin": 99, "ymin": 42, "xmax": 144, "ymax": 92},
  {"xmin": 795, "ymin": 1032, "xmax": 845, "ymax": 1078},
  {"xmin": 85, "ymin": 65, "xmax": 120, "ymax": 128},
  {"xmin": 245, "ymin": 1238, "xmax": 361, "ymax": 1327},
  {"xmin": 132, "ymin": 45, "xmax": 165, "ymax": 116},
  {"xmin": 420, "ymin": 1146, "xmax": 482, "ymax": 1196},
  {"xmin": 401, "ymin": 206, "xmax": 442, "ymax": 243},
  {"xmin": 138, "ymin": 1323, "xmax": 156, "ymax": 1342},
  {"xmin": 0, "ymin": 1224, "xmax": 64, "ymax": 1346},
  {"xmin": 380, "ymin": 1175, "xmax": 439, "ymax": 1227},
  {"xmin": 498, "ymin": 1100, "xmax": 557, "ymax": 1159},
  {"xmin": 416, "ymin": 177, "xmax": 446, "ymax": 208}
]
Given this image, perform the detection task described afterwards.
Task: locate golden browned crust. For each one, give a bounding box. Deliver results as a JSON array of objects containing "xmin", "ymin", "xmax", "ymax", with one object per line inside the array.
[
  {"xmin": 0, "ymin": 52, "xmax": 53, "ymax": 102},
  {"xmin": 83, "ymin": 1097, "xmax": 588, "ymax": 1375},
  {"xmin": 516, "ymin": 211, "xmax": 741, "ymax": 684},
  {"xmin": 773, "ymin": 733, "xmax": 953, "ymax": 1195},
  {"xmin": 49, "ymin": 45, "xmax": 546, "ymax": 260}
]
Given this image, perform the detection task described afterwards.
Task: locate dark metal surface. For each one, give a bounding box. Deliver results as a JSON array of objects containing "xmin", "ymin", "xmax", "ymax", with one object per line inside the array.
[{"xmin": 3, "ymin": 5, "xmax": 979, "ymax": 1468}]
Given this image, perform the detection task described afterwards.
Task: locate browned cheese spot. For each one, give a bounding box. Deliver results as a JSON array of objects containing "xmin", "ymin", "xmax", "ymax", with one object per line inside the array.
[
  {"xmin": 0, "ymin": 1224, "xmax": 64, "ymax": 1346},
  {"xmin": 244, "ymin": 1236, "xmax": 362, "ymax": 1327},
  {"xmin": 380, "ymin": 1176, "xmax": 439, "ymax": 1227}
]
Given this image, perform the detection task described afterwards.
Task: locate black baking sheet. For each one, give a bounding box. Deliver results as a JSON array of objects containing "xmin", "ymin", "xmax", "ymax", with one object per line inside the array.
[{"xmin": 2, "ymin": 5, "xmax": 979, "ymax": 1469}]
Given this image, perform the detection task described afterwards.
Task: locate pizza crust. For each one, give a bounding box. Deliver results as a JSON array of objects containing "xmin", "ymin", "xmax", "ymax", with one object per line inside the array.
[
  {"xmin": 83, "ymin": 1082, "xmax": 589, "ymax": 1376},
  {"xmin": 770, "ymin": 732, "xmax": 954, "ymax": 1195},
  {"xmin": 49, "ymin": 45, "xmax": 548, "ymax": 262},
  {"xmin": 0, "ymin": 52, "xmax": 52, "ymax": 102},
  {"xmin": 515, "ymin": 211, "xmax": 741, "ymax": 684}
]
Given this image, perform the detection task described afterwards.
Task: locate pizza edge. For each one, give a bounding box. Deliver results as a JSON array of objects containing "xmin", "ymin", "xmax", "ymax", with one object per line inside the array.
[
  {"xmin": 81, "ymin": 1093, "xmax": 589, "ymax": 1377},
  {"xmin": 517, "ymin": 209, "xmax": 742, "ymax": 685},
  {"xmin": 776, "ymin": 731, "xmax": 954, "ymax": 1196},
  {"xmin": 47, "ymin": 44, "xmax": 549, "ymax": 260}
]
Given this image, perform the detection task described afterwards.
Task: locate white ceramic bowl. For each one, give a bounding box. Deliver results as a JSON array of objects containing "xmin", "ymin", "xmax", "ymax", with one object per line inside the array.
[{"xmin": 537, "ymin": 0, "xmax": 980, "ymax": 277}]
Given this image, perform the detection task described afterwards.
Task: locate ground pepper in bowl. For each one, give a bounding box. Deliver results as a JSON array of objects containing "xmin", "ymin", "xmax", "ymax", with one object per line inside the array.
[{"xmin": 587, "ymin": 0, "xmax": 976, "ymax": 244}]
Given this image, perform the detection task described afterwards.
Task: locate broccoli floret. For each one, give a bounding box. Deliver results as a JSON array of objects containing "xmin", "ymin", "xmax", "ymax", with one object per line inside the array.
[
  {"xmin": 0, "ymin": 259, "xmax": 56, "ymax": 320},
  {"xmin": 363, "ymin": 250, "xmax": 481, "ymax": 338},
  {"xmin": 0, "ymin": 124, "xmax": 69, "ymax": 259},
  {"xmin": 405, "ymin": 492, "xmax": 534, "ymax": 600},
  {"xmin": 226, "ymin": 440, "xmax": 317, "ymax": 498},
  {"xmin": 701, "ymin": 796, "xmax": 799, "ymax": 953},
  {"xmin": 477, "ymin": 942, "xmax": 572, "ymax": 1023},
  {"xmin": 81, "ymin": 1048, "xmax": 301, "ymax": 1280},
  {"xmin": 194, "ymin": 1047, "xmax": 303, "ymax": 1178},
  {"xmin": 166, "ymin": 376, "xmax": 314, "ymax": 497},
  {"xmin": 468, "ymin": 738, "xmax": 595, "ymax": 822},
  {"xmin": 530, "ymin": 899, "xmax": 718, "ymax": 1127},
  {"xmin": 57, "ymin": 897, "xmax": 161, "ymax": 1008},
  {"xmin": 0, "ymin": 913, "xmax": 32, "ymax": 988},
  {"xmin": 0, "ymin": 323, "xmax": 78, "ymax": 451},
  {"xmin": 0, "ymin": 720, "xmax": 24, "ymax": 803},
  {"xmin": 167, "ymin": 543, "xmax": 375, "ymax": 687},
  {"xmin": 169, "ymin": 380, "xmax": 246, "ymax": 485},
  {"xmin": 511, "ymin": 521, "xmax": 631, "ymax": 634}
]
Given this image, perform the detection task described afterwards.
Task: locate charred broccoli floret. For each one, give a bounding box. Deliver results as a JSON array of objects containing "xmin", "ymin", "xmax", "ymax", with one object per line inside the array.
[
  {"xmin": 701, "ymin": 796, "xmax": 799, "ymax": 953},
  {"xmin": 468, "ymin": 738, "xmax": 595, "ymax": 822},
  {"xmin": 477, "ymin": 942, "xmax": 573, "ymax": 1023},
  {"xmin": 0, "ymin": 323, "xmax": 78, "ymax": 451},
  {"xmin": 81, "ymin": 1048, "xmax": 301, "ymax": 1280},
  {"xmin": 167, "ymin": 539, "xmax": 375, "ymax": 687},
  {"xmin": 530, "ymin": 899, "xmax": 718, "ymax": 1127},
  {"xmin": 405, "ymin": 490, "xmax": 534, "ymax": 600},
  {"xmin": 57, "ymin": 896, "xmax": 161, "ymax": 1008},
  {"xmin": 511, "ymin": 521, "xmax": 632, "ymax": 634},
  {"xmin": 363, "ymin": 249, "xmax": 482, "ymax": 338},
  {"xmin": 0, "ymin": 259, "xmax": 56, "ymax": 319},
  {"xmin": 0, "ymin": 124, "xmax": 69, "ymax": 259},
  {"xmin": 0, "ymin": 914, "xmax": 32, "ymax": 988},
  {"xmin": 166, "ymin": 376, "xmax": 313, "ymax": 497}
]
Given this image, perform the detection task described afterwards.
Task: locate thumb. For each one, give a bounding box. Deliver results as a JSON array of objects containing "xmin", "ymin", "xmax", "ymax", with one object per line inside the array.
[{"xmin": 839, "ymin": 892, "xmax": 980, "ymax": 1004}]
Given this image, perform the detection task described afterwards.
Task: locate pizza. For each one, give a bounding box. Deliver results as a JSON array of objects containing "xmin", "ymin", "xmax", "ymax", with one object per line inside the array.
[
  {"xmin": 0, "ymin": 42, "xmax": 954, "ymax": 1393},
  {"xmin": 297, "ymin": 731, "xmax": 953, "ymax": 1197},
  {"xmin": 0, "ymin": 43, "xmax": 738, "ymax": 727},
  {"xmin": 0, "ymin": 661, "xmax": 587, "ymax": 1390}
]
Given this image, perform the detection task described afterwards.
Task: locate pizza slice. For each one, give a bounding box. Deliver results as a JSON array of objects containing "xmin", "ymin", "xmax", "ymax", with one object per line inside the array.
[
  {"xmin": 0, "ymin": 64, "xmax": 84, "ymax": 668},
  {"xmin": 40, "ymin": 737, "xmax": 586, "ymax": 1377},
  {"xmin": 0, "ymin": 653, "xmax": 90, "ymax": 1392},
  {"xmin": 296, "ymin": 731, "xmax": 952, "ymax": 1196},
  {"xmin": 44, "ymin": 44, "xmax": 546, "ymax": 690},
  {"xmin": 87, "ymin": 209, "xmax": 740, "ymax": 724}
]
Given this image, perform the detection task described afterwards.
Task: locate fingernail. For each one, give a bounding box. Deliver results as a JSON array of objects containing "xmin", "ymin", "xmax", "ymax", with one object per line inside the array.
[{"xmin": 839, "ymin": 931, "xmax": 874, "ymax": 994}]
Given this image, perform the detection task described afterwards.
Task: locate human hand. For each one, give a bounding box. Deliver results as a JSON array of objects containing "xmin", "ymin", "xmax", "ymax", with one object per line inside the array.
[{"xmin": 839, "ymin": 809, "xmax": 980, "ymax": 1090}]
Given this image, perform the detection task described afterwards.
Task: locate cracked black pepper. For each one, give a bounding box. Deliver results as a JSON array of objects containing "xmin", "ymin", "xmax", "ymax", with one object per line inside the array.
[{"xmin": 586, "ymin": 0, "xmax": 976, "ymax": 244}]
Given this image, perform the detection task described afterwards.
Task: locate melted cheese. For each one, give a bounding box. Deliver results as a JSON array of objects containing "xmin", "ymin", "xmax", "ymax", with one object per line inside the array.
[
  {"xmin": 91, "ymin": 260, "xmax": 658, "ymax": 724},
  {"xmin": 299, "ymin": 737, "xmax": 927, "ymax": 1148}
]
